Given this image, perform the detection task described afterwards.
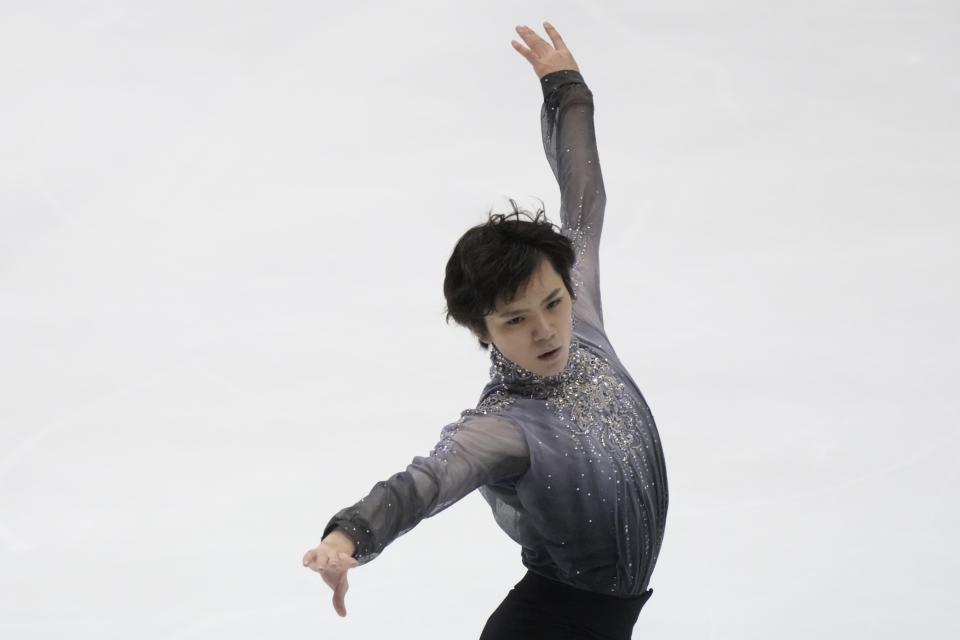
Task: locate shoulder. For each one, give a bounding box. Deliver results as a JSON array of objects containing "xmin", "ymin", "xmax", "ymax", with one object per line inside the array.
[
  {"xmin": 434, "ymin": 395, "xmax": 525, "ymax": 446},
  {"xmin": 573, "ymin": 320, "xmax": 618, "ymax": 361},
  {"xmin": 430, "ymin": 405, "xmax": 529, "ymax": 460}
]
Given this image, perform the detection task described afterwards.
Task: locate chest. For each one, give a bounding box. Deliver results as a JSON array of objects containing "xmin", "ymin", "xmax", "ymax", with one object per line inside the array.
[{"xmin": 481, "ymin": 353, "xmax": 650, "ymax": 454}]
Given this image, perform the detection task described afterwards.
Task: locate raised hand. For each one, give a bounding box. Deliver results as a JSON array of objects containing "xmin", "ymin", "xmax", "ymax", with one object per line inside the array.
[
  {"xmin": 302, "ymin": 541, "xmax": 360, "ymax": 617},
  {"xmin": 511, "ymin": 21, "xmax": 581, "ymax": 80}
]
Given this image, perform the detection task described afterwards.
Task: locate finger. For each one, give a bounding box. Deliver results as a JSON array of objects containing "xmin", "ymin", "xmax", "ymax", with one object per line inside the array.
[
  {"xmin": 511, "ymin": 39, "xmax": 536, "ymax": 64},
  {"xmin": 333, "ymin": 577, "xmax": 349, "ymax": 617},
  {"xmin": 515, "ymin": 25, "xmax": 551, "ymax": 55},
  {"xmin": 543, "ymin": 21, "xmax": 567, "ymax": 51},
  {"xmin": 309, "ymin": 552, "xmax": 330, "ymax": 572},
  {"xmin": 338, "ymin": 552, "xmax": 359, "ymax": 568},
  {"xmin": 302, "ymin": 549, "xmax": 314, "ymax": 566}
]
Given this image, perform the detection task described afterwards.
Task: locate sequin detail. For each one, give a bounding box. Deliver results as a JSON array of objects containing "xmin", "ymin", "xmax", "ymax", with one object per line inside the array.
[
  {"xmin": 429, "ymin": 390, "xmax": 518, "ymax": 459},
  {"xmin": 484, "ymin": 336, "xmax": 663, "ymax": 594},
  {"xmin": 487, "ymin": 340, "xmax": 655, "ymax": 475}
]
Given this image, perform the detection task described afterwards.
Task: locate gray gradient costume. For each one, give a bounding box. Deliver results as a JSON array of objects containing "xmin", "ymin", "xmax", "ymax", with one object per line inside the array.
[{"xmin": 323, "ymin": 69, "xmax": 669, "ymax": 596}]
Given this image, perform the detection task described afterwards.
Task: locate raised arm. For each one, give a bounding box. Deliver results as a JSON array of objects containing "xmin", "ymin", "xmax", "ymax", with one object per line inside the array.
[
  {"xmin": 541, "ymin": 69, "xmax": 605, "ymax": 331},
  {"xmin": 319, "ymin": 412, "xmax": 529, "ymax": 566},
  {"xmin": 513, "ymin": 23, "xmax": 606, "ymax": 331}
]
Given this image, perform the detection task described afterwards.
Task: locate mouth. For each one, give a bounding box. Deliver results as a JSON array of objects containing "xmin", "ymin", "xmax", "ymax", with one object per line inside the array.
[{"xmin": 538, "ymin": 347, "xmax": 561, "ymax": 360}]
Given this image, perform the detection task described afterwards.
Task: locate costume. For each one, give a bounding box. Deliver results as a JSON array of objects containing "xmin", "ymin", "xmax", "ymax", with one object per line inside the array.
[
  {"xmin": 323, "ymin": 69, "xmax": 668, "ymax": 630},
  {"xmin": 478, "ymin": 569, "xmax": 654, "ymax": 640}
]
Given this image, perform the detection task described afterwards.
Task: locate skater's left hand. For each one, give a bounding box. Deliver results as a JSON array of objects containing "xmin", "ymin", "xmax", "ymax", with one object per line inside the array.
[{"xmin": 511, "ymin": 22, "xmax": 581, "ymax": 80}]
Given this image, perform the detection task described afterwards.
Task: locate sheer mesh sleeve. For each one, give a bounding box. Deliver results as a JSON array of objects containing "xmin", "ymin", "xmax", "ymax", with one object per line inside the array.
[
  {"xmin": 540, "ymin": 69, "xmax": 606, "ymax": 332},
  {"xmin": 322, "ymin": 412, "xmax": 529, "ymax": 566}
]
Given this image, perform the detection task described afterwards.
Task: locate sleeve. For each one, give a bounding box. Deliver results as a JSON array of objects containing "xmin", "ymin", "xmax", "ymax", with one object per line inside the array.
[
  {"xmin": 540, "ymin": 69, "xmax": 607, "ymax": 332},
  {"xmin": 322, "ymin": 411, "xmax": 530, "ymax": 566}
]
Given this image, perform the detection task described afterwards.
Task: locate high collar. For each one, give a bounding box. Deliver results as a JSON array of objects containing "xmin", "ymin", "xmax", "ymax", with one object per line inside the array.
[{"xmin": 487, "ymin": 333, "xmax": 585, "ymax": 398}]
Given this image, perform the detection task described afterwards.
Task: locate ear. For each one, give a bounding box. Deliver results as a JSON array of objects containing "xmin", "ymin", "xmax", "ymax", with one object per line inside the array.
[{"xmin": 474, "ymin": 326, "xmax": 491, "ymax": 347}]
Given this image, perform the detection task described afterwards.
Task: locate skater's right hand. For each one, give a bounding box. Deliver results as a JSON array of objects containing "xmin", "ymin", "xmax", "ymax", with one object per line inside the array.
[{"xmin": 302, "ymin": 537, "xmax": 360, "ymax": 617}]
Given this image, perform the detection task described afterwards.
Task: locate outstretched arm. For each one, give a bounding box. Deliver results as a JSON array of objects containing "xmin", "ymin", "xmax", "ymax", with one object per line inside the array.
[
  {"xmin": 302, "ymin": 412, "xmax": 528, "ymax": 617},
  {"xmin": 513, "ymin": 23, "xmax": 606, "ymax": 332},
  {"xmin": 315, "ymin": 412, "xmax": 529, "ymax": 565}
]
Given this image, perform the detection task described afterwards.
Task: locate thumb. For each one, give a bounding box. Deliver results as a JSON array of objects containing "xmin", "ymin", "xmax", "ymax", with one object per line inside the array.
[{"xmin": 302, "ymin": 549, "xmax": 316, "ymax": 566}]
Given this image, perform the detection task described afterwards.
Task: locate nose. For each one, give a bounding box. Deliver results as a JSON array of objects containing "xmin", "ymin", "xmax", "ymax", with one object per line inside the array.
[{"xmin": 532, "ymin": 313, "xmax": 555, "ymax": 341}]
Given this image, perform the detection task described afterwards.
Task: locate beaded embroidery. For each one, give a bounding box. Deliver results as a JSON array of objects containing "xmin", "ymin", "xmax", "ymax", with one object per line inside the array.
[
  {"xmin": 429, "ymin": 391, "xmax": 518, "ymax": 459},
  {"xmin": 486, "ymin": 338, "xmax": 649, "ymax": 457},
  {"xmin": 481, "ymin": 332, "xmax": 660, "ymax": 595}
]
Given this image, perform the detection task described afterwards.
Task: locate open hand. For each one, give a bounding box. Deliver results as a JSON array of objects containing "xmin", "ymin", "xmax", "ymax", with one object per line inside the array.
[
  {"xmin": 511, "ymin": 22, "xmax": 580, "ymax": 80},
  {"xmin": 302, "ymin": 543, "xmax": 360, "ymax": 617}
]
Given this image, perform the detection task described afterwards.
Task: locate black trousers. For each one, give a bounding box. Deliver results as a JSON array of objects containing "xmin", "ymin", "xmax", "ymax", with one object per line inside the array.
[{"xmin": 479, "ymin": 570, "xmax": 654, "ymax": 640}]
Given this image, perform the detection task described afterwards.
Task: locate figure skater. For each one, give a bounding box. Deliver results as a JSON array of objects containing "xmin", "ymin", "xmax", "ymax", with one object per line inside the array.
[{"xmin": 302, "ymin": 21, "xmax": 669, "ymax": 640}]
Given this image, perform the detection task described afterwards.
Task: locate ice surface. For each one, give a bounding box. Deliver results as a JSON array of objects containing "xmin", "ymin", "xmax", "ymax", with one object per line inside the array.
[{"xmin": 1, "ymin": 1, "xmax": 958, "ymax": 638}]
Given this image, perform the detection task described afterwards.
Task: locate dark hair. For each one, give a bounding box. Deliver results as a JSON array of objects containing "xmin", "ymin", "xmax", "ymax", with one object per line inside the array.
[{"xmin": 443, "ymin": 198, "xmax": 576, "ymax": 350}]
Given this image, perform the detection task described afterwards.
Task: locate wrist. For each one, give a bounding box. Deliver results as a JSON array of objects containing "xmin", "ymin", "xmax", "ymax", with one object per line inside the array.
[
  {"xmin": 540, "ymin": 69, "xmax": 586, "ymax": 100},
  {"xmin": 322, "ymin": 528, "xmax": 357, "ymax": 557}
]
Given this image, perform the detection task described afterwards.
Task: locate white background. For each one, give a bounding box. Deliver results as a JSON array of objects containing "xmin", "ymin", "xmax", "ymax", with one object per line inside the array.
[{"xmin": 2, "ymin": 1, "xmax": 958, "ymax": 638}]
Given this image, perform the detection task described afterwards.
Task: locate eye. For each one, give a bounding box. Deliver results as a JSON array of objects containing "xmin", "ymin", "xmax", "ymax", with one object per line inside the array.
[{"xmin": 506, "ymin": 299, "xmax": 563, "ymax": 326}]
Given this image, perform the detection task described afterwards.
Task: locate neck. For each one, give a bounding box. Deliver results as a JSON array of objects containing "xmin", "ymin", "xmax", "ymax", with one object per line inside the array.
[{"xmin": 488, "ymin": 337, "xmax": 580, "ymax": 395}]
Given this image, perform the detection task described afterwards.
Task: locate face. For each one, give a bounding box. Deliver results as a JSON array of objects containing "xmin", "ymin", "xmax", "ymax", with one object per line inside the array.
[{"xmin": 478, "ymin": 257, "xmax": 573, "ymax": 377}]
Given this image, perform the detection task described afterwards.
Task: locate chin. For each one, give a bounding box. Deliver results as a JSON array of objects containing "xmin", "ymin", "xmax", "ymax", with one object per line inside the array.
[{"xmin": 532, "ymin": 350, "xmax": 567, "ymax": 375}]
